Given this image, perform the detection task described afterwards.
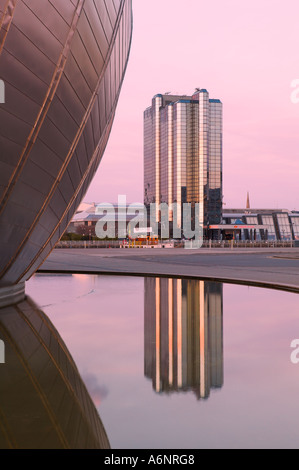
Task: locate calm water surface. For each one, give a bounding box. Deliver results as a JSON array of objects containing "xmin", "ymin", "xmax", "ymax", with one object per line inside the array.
[{"xmin": 4, "ymin": 274, "xmax": 299, "ymax": 449}]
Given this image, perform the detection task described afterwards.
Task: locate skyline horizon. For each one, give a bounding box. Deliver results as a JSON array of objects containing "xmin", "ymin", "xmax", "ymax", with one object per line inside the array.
[
  {"xmin": 77, "ymin": 196, "xmax": 295, "ymax": 211},
  {"xmin": 84, "ymin": 0, "xmax": 299, "ymax": 211}
]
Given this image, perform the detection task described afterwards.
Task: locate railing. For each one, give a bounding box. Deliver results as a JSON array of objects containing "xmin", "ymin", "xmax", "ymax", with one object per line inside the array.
[
  {"xmin": 55, "ymin": 240, "xmax": 297, "ymax": 249},
  {"xmin": 200, "ymin": 240, "xmax": 295, "ymax": 249},
  {"xmin": 56, "ymin": 240, "xmax": 122, "ymax": 249}
]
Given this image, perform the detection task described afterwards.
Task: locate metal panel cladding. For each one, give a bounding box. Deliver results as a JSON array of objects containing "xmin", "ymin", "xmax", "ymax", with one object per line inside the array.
[{"xmin": 0, "ymin": 0, "xmax": 133, "ymax": 286}]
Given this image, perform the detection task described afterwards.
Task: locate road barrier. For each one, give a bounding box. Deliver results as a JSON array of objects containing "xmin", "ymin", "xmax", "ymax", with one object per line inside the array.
[{"xmin": 55, "ymin": 240, "xmax": 296, "ymax": 249}]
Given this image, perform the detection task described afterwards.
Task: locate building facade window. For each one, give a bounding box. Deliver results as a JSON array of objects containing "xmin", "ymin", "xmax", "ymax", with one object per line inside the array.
[{"xmin": 144, "ymin": 90, "xmax": 223, "ymax": 238}]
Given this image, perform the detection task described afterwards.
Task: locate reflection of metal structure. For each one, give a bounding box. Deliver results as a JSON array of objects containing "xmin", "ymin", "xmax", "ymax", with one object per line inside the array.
[
  {"xmin": 0, "ymin": 1, "xmax": 132, "ymax": 299},
  {"xmin": 0, "ymin": 296, "xmax": 110, "ymax": 449},
  {"xmin": 144, "ymin": 278, "xmax": 223, "ymax": 399}
]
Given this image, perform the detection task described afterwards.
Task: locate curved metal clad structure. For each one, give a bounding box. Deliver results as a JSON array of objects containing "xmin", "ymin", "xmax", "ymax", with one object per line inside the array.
[
  {"xmin": 0, "ymin": 0, "xmax": 133, "ymax": 287},
  {"xmin": 0, "ymin": 296, "xmax": 110, "ymax": 449}
]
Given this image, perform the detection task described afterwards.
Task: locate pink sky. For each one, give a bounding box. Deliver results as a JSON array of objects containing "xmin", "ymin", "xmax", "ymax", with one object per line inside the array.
[{"xmin": 85, "ymin": 0, "xmax": 299, "ymax": 210}]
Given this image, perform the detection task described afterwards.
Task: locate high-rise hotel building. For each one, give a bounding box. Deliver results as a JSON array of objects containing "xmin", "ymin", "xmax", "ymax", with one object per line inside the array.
[{"xmin": 144, "ymin": 90, "xmax": 222, "ymax": 236}]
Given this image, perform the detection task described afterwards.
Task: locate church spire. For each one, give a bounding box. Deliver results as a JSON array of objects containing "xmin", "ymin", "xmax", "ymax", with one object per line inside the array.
[{"xmin": 246, "ymin": 191, "xmax": 250, "ymax": 210}]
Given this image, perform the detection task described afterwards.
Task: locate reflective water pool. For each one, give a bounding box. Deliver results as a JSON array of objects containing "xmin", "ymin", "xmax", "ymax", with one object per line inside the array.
[{"xmin": 1, "ymin": 274, "xmax": 299, "ymax": 449}]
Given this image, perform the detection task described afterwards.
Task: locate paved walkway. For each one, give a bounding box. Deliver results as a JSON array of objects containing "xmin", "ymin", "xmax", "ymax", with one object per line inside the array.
[{"xmin": 36, "ymin": 247, "xmax": 299, "ymax": 293}]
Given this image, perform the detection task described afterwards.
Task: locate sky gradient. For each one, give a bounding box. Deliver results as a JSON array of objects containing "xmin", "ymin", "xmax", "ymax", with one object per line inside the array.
[{"xmin": 85, "ymin": 0, "xmax": 299, "ymax": 209}]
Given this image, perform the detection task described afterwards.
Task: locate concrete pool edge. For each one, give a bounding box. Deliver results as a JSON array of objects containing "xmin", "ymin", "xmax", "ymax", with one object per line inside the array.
[
  {"xmin": 36, "ymin": 269, "xmax": 299, "ymax": 295},
  {"xmin": 35, "ymin": 248, "xmax": 299, "ymax": 295}
]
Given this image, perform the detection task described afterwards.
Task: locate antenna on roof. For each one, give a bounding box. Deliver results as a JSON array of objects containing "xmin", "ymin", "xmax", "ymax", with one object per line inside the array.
[
  {"xmin": 164, "ymin": 92, "xmax": 171, "ymax": 95},
  {"xmin": 195, "ymin": 87, "xmax": 200, "ymax": 92}
]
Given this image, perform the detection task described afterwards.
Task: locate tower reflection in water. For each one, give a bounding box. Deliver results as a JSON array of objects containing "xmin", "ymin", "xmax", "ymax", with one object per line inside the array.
[
  {"xmin": 0, "ymin": 297, "xmax": 110, "ymax": 449},
  {"xmin": 144, "ymin": 278, "xmax": 223, "ymax": 399}
]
